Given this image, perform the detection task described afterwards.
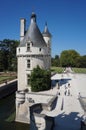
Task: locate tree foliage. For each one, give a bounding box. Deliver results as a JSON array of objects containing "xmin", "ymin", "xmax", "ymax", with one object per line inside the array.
[
  {"xmin": 60, "ymin": 50, "xmax": 80, "ymax": 67},
  {"xmin": 76, "ymin": 55, "xmax": 86, "ymax": 68},
  {"xmin": 0, "ymin": 39, "xmax": 19, "ymax": 71},
  {"xmin": 0, "ymin": 38, "xmax": 86, "ymax": 72},
  {"xmin": 52, "ymin": 50, "xmax": 86, "ymax": 68},
  {"xmin": 51, "ymin": 55, "xmax": 60, "ymax": 66},
  {"xmin": 30, "ymin": 66, "xmax": 51, "ymax": 92}
]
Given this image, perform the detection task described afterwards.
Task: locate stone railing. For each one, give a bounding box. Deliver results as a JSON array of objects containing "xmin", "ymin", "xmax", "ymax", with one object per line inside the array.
[
  {"xmin": 79, "ymin": 97, "xmax": 86, "ymax": 112},
  {"xmin": 79, "ymin": 96, "xmax": 86, "ymax": 130},
  {"xmin": 42, "ymin": 95, "xmax": 58, "ymax": 111},
  {"xmin": 26, "ymin": 92, "xmax": 56, "ymax": 105}
]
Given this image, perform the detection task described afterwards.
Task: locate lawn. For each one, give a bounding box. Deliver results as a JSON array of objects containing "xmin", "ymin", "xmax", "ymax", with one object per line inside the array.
[
  {"xmin": 51, "ymin": 67, "xmax": 86, "ymax": 74},
  {"xmin": 0, "ymin": 72, "xmax": 17, "ymax": 84}
]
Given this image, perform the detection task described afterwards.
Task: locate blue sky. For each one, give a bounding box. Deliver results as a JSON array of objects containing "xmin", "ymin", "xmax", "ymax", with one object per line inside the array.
[{"xmin": 0, "ymin": 0, "xmax": 86, "ymax": 57}]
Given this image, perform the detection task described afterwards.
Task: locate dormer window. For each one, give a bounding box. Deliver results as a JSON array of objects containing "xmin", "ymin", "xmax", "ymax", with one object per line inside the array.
[{"xmin": 26, "ymin": 42, "xmax": 30, "ymax": 51}]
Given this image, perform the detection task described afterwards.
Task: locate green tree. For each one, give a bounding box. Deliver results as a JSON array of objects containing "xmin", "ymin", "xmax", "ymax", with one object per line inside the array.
[
  {"xmin": 51, "ymin": 55, "xmax": 60, "ymax": 66},
  {"xmin": 0, "ymin": 39, "xmax": 19, "ymax": 71},
  {"xmin": 60, "ymin": 50, "xmax": 80, "ymax": 67},
  {"xmin": 0, "ymin": 49, "xmax": 9, "ymax": 71},
  {"xmin": 30, "ymin": 66, "xmax": 51, "ymax": 92},
  {"xmin": 76, "ymin": 55, "xmax": 86, "ymax": 68},
  {"xmin": 0, "ymin": 50, "xmax": 4, "ymax": 71},
  {"xmin": 4, "ymin": 39, "xmax": 19, "ymax": 71}
]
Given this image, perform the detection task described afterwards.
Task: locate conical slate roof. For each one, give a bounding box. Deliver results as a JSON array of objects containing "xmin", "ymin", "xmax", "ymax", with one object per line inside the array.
[
  {"xmin": 19, "ymin": 13, "xmax": 46, "ymax": 47},
  {"xmin": 42, "ymin": 23, "xmax": 51, "ymax": 37}
]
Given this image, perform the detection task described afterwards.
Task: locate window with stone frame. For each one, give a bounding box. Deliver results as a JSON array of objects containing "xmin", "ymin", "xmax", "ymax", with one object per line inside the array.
[{"xmin": 27, "ymin": 59, "xmax": 30, "ymax": 68}]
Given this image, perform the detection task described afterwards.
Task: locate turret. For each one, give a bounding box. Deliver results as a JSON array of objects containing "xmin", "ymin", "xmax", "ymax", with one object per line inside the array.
[
  {"xmin": 42, "ymin": 23, "xmax": 52, "ymax": 47},
  {"xmin": 20, "ymin": 18, "xmax": 26, "ymax": 41}
]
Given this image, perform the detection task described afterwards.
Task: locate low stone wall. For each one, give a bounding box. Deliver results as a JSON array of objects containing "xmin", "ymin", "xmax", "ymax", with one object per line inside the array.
[
  {"xmin": 30, "ymin": 104, "xmax": 54, "ymax": 130},
  {"xmin": 79, "ymin": 97, "xmax": 86, "ymax": 112},
  {"xmin": 15, "ymin": 91, "xmax": 57, "ymax": 124},
  {"xmin": 26, "ymin": 92, "xmax": 55, "ymax": 104},
  {"xmin": 0, "ymin": 80, "xmax": 17, "ymax": 99},
  {"xmin": 42, "ymin": 96, "xmax": 58, "ymax": 111}
]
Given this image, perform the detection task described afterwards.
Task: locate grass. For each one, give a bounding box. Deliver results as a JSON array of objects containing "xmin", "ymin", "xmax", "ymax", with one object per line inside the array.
[
  {"xmin": 6, "ymin": 112, "xmax": 16, "ymax": 122},
  {"xmin": 51, "ymin": 67, "xmax": 86, "ymax": 74},
  {"xmin": 51, "ymin": 67, "xmax": 65, "ymax": 73},
  {"xmin": 73, "ymin": 68, "xmax": 86, "ymax": 73},
  {"xmin": 0, "ymin": 72, "xmax": 17, "ymax": 84},
  {"xmin": 0, "ymin": 68, "xmax": 86, "ymax": 85}
]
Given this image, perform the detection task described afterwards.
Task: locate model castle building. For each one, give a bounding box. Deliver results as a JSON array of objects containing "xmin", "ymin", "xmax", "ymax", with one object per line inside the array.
[{"xmin": 16, "ymin": 12, "xmax": 52, "ymax": 91}]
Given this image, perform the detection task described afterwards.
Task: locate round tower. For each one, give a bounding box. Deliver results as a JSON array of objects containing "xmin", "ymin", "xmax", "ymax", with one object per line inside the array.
[
  {"xmin": 16, "ymin": 13, "xmax": 52, "ymax": 123},
  {"xmin": 17, "ymin": 13, "xmax": 51, "ymax": 91}
]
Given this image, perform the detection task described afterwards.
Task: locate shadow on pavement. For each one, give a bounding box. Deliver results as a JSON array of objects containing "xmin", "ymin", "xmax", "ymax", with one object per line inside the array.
[{"xmin": 53, "ymin": 112, "xmax": 83, "ymax": 130}]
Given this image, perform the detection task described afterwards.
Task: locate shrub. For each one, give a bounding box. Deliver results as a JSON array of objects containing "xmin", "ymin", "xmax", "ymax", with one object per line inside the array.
[{"xmin": 30, "ymin": 66, "xmax": 51, "ymax": 92}]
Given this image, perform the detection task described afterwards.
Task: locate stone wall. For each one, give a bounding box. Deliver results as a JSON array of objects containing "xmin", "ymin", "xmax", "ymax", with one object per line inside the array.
[
  {"xmin": 15, "ymin": 91, "xmax": 57, "ymax": 125},
  {"xmin": 30, "ymin": 104, "xmax": 54, "ymax": 130}
]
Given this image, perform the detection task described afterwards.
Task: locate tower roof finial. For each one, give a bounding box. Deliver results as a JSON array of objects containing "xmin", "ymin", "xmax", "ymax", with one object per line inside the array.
[
  {"xmin": 45, "ymin": 22, "xmax": 47, "ymax": 26},
  {"xmin": 31, "ymin": 12, "xmax": 36, "ymax": 22}
]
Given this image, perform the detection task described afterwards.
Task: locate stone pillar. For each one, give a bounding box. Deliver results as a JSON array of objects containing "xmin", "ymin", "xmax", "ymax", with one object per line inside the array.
[{"xmin": 15, "ymin": 91, "xmax": 25, "ymax": 121}]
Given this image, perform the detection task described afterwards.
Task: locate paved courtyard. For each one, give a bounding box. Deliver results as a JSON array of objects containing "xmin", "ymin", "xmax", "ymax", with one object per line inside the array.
[
  {"xmin": 41, "ymin": 73, "xmax": 86, "ymax": 130},
  {"xmin": 54, "ymin": 73, "xmax": 86, "ymax": 130}
]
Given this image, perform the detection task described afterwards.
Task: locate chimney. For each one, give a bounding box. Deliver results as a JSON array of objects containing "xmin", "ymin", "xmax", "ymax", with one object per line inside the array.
[{"xmin": 20, "ymin": 18, "xmax": 26, "ymax": 41}]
